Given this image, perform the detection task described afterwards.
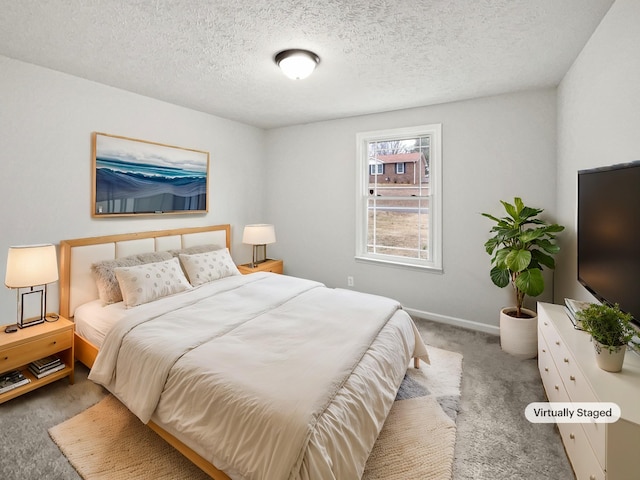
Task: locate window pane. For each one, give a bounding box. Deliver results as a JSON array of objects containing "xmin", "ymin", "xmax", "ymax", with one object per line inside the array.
[
  {"xmin": 367, "ymin": 136, "xmax": 430, "ymax": 197},
  {"xmin": 367, "ymin": 197, "xmax": 429, "ymax": 260}
]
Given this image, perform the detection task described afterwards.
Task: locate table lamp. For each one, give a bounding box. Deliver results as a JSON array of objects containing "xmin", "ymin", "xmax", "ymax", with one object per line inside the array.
[
  {"xmin": 242, "ymin": 224, "xmax": 276, "ymax": 268},
  {"xmin": 5, "ymin": 244, "xmax": 59, "ymax": 330}
]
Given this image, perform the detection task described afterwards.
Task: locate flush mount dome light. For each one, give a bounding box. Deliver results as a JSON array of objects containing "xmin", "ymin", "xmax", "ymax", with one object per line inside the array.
[{"xmin": 275, "ymin": 49, "xmax": 320, "ymax": 80}]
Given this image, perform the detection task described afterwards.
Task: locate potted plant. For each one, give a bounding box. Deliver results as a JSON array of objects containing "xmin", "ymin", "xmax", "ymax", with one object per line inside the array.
[
  {"xmin": 577, "ymin": 303, "xmax": 639, "ymax": 372},
  {"xmin": 482, "ymin": 197, "xmax": 564, "ymax": 358}
]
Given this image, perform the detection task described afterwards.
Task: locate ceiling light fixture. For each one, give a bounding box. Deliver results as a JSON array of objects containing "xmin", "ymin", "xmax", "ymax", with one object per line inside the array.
[{"xmin": 275, "ymin": 49, "xmax": 320, "ymax": 80}]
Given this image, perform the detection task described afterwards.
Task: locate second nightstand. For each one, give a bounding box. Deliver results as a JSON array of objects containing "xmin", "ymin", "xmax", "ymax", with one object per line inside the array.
[{"xmin": 237, "ymin": 259, "xmax": 283, "ymax": 275}]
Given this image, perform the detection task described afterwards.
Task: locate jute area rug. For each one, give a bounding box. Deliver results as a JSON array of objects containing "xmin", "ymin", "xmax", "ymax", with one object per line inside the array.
[{"xmin": 49, "ymin": 346, "xmax": 462, "ymax": 480}]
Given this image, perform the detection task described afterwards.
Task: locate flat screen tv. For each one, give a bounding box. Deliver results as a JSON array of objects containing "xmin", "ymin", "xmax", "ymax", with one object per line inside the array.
[{"xmin": 577, "ymin": 160, "xmax": 640, "ymax": 327}]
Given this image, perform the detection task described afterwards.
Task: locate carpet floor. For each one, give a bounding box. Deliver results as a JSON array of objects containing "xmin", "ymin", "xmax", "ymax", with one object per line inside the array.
[
  {"xmin": 0, "ymin": 317, "xmax": 574, "ymax": 479},
  {"xmin": 49, "ymin": 346, "xmax": 462, "ymax": 480}
]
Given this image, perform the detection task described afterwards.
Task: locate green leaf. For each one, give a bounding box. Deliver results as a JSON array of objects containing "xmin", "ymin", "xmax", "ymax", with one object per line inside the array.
[
  {"xmin": 481, "ymin": 213, "xmax": 502, "ymax": 223},
  {"xmin": 494, "ymin": 248, "xmax": 510, "ymax": 268},
  {"xmin": 519, "ymin": 229, "xmax": 544, "ymax": 243},
  {"xmin": 513, "ymin": 197, "xmax": 524, "ymax": 214},
  {"xmin": 515, "ymin": 268, "xmax": 544, "ymax": 297},
  {"xmin": 531, "ymin": 249, "xmax": 555, "ymax": 269},
  {"xmin": 535, "ymin": 238, "xmax": 561, "ymax": 255},
  {"xmin": 505, "ymin": 249, "xmax": 531, "ymax": 273},
  {"xmin": 490, "ymin": 266, "xmax": 510, "ymax": 288},
  {"xmin": 501, "ymin": 200, "xmax": 518, "ymax": 221},
  {"xmin": 484, "ymin": 237, "xmax": 498, "ymax": 255},
  {"xmin": 544, "ymin": 224, "xmax": 565, "ymax": 233},
  {"xmin": 519, "ymin": 206, "xmax": 543, "ymax": 222}
]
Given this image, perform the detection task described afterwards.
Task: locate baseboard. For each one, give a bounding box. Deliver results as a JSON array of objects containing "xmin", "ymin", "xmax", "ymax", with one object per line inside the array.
[{"xmin": 405, "ymin": 307, "xmax": 500, "ymax": 335}]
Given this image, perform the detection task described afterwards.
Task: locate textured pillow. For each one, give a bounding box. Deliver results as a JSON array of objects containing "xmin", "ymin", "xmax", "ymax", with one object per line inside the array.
[
  {"xmin": 114, "ymin": 257, "xmax": 191, "ymax": 307},
  {"xmin": 179, "ymin": 248, "xmax": 241, "ymax": 287},
  {"xmin": 168, "ymin": 244, "xmax": 222, "ymax": 257},
  {"xmin": 91, "ymin": 251, "xmax": 173, "ymax": 304}
]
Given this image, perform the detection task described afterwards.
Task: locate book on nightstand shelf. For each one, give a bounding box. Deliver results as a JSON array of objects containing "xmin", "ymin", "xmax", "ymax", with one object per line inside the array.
[
  {"xmin": 28, "ymin": 355, "xmax": 65, "ymax": 379},
  {"xmin": 0, "ymin": 370, "xmax": 30, "ymax": 394},
  {"xmin": 564, "ymin": 298, "xmax": 592, "ymax": 330}
]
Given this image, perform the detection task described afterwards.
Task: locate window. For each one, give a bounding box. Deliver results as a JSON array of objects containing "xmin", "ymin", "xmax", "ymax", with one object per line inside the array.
[
  {"xmin": 369, "ymin": 163, "xmax": 383, "ymax": 175},
  {"xmin": 355, "ymin": 124, "xmax": 442, "ymax": 271}
]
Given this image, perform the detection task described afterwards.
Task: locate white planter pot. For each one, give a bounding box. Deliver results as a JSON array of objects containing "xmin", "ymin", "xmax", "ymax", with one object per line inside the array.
[
  {"xmin": 499, "ymin": 307, "xmax": 538, "ymax": 359},
  {"xmin": 592, "ymin": 339, "xmax": 626, "ymax": 372}
]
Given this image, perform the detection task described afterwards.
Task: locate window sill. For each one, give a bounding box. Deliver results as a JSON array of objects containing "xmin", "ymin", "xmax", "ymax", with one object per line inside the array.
[{"xmin": 354, "ymin": 255, "xmax": 443, "ymax": 274}]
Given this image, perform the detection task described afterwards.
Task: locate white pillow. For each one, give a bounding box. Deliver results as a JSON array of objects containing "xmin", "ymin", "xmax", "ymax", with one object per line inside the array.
[
  {"xmin": 114, "ymin": 257, "xmax": 192, "ymax": 307},
  {"xmin": 91, "ymin": 251, "xmax": 173, "ymax": 305},
  {"xmin": 179, "ymin": 248, "xmax": 241, "ymax": 286}
]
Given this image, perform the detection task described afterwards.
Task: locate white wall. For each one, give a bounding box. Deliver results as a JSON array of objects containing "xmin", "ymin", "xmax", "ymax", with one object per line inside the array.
[
  {"xmin": 0, "ymin": 56, "xmax": 266, "ymax": 321},
  {"xmin": 555, "ymin": 0, "xmax": 640, "ymax": 303},
  {"xmin": 265, "ymin": 89, "xmax": 558, "ymax": 331}
]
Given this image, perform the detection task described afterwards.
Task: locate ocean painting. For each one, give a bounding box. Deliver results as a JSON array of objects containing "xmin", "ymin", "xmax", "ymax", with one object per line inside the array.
[{"xmin": 93, "ymin": 133, "xmax": 209, "ymax": 216}]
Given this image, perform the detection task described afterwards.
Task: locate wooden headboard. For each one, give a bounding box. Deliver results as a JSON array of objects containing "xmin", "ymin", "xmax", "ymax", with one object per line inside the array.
[{"xmin": 59, "ymin": 224, "xmax": 231, "ymax": 319}]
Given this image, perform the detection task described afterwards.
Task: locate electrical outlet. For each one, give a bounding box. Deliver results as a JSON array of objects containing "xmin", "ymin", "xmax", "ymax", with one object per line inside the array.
[{"xmin": 347, "ymin": 276, "xmax": 354, "ymax": 287}]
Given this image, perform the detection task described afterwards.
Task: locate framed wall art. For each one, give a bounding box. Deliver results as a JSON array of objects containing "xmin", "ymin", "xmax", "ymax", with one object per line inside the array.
[{"xmin": 92, "ymin": 132, "xmax": 209, "ymax": 217}]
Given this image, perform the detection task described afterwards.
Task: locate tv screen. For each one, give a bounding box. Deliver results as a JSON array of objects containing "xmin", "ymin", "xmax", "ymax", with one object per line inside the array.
[{"xmin": 577, "ymin": 161, "xmax": 640, "ymax": 327}]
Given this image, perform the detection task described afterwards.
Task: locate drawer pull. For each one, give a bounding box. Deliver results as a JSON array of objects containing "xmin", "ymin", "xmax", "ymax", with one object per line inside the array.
[
  {"xmin": 542, "ymin": 349, "xmax": 546, "ymax": 353},
  {"xmin": 570, "ymin": 375, "xmax": 576, "ymax": 381},
  {"xmin": 3, "ymin": 356, "xmax": 7, "ymax": 361},
  {"xmin": 555, "ymin": 341, "xmax": 560, "ymax": 346},
  {"xmin": 53, "ymin": 341, "xmax": 57, "ymax": 345},
  {"xmin": 544, "ymin": 322, "xmax": 548, "ymax": 326},
  {"xmin": 564, "ymin": 358, "xmax": 569, "ymax": 363},
  {"xmin": 544, "ymin": 367, "xmax": 549, "ymax": 372},
  {"xmin": 554, "ymin": 385, "xmax": 559, "ymax": 391},
  {"xmin": 569, "ymin": 433, "xmax": 575, "ymax": 440},
  {"xmin": 590, "ymin": 476, "xmax": 596, "ymax": 480}
]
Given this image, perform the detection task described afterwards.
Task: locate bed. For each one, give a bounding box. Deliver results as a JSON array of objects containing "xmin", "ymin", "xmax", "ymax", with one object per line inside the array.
[{"xmin": 59, "ymin": 224, "xmax": 430, "ymax": 480}]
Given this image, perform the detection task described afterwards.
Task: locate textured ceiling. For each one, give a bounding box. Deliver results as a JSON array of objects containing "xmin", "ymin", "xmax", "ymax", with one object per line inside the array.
[{"xmin": 0, "ymin": 0, "xmax": 614, "ymax": 129}]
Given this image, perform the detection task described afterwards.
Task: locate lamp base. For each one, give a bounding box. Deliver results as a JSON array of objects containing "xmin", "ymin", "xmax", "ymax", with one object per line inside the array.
[
  {"xmin": 18, "ymin": 317, "xmax": 45, "ymax": 329},
  {"xmin": 4, "ymin": 325, "xmax": 18, "ymax": 333},
  {"xmin": 16, "ymin": 285, "xmax": 47, "ymax": 328},
  {"xmin": 251, "ymin": 244, "xmax": 269, "ymax": 268}
]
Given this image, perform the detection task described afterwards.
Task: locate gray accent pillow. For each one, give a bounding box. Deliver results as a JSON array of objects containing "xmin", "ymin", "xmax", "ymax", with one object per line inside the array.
[
  {"xmin": 91, "ymin": 251, "xmax": 173, "ymax": 304},
  {"xmin": 167, "ymin": 244, "xmax": 222, "ymax": 257}
]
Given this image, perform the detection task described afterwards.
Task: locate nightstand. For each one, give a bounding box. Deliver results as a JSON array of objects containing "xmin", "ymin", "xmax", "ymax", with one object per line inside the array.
[
  {"xmin": 0, "ymin": 316, "xmax": 74, "ymax": 404},
  {"xmin": 237, "ymin": 259, "xmax": 283, "ymax": 275}
]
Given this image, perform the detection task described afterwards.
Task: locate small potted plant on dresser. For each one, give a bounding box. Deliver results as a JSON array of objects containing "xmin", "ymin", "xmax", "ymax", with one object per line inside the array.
[
  {"xmin": 577, "ymin": 303, "xmax": 640, "ymax": 372},
  {"xmin": 482, "ymin": 197, "xmax": 564, "ymax": 358}
]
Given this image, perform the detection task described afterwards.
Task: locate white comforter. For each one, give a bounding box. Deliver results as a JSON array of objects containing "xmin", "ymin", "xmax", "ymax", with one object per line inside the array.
[{"xmin": 89, "ymin": 273, "xmax": 429, "ymax": 480}]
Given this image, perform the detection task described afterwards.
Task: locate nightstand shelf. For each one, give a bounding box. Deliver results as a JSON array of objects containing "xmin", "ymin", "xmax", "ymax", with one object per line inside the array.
[
  {"xmin": 0, "ymin": 316, "xmax": 75, "ymax": 404},
  {"xmin": 237, "ymin": 259, "xmax": 283, "ymax": 275}
]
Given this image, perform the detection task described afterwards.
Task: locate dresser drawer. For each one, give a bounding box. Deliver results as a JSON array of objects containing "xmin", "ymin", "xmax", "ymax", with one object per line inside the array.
[
  {"xmin": 557, "ymin": 421, "xmax": 605, "ymax": 480},
  {"xmin": 541, "ymin": 318, "xmax": 571, "ymax": 366},
  {"xmin": 560, "ymin": 359, "xmax": 604, "ymax": 469},
  {"xmin": 0, "ymin": 330, "xmax": 72, "ymax": 372},
  {"xmin": 538, "ymin": 334, "xmax": 570, "ymax": 403}
]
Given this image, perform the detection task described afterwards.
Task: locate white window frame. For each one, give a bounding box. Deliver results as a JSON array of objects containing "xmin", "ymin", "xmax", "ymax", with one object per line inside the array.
[
  {"xmin": 355, "ymin": 124, "xmax": 442, "ymax": 272},
  {"xmin": 395, "ymin": 162, "xmax": 405, "ymax": 174}
]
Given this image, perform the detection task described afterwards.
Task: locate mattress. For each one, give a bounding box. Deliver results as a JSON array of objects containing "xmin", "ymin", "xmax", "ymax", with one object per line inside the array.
[{"xmin": 74, "ymin": 299, "xmax": 127, "ymax": 347}]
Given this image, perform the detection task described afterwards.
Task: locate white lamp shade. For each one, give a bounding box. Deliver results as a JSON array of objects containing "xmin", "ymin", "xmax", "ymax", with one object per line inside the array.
[
  {"xmin": 276, "ymin": 50, "xmax": 319, "ymax": 80},
  {"xmin": 5, "ymin": 244, "xmax": 59, "ymax": 288},
  {"xmin": 242, "ymin": 224, "xmax": 276, "ymax": 245}
]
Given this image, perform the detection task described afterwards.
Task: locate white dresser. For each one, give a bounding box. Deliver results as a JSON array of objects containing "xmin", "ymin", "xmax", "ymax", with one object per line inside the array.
[{"xmin": 537, "ymin": 302, "xmax": 640, "ymax": 480}]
